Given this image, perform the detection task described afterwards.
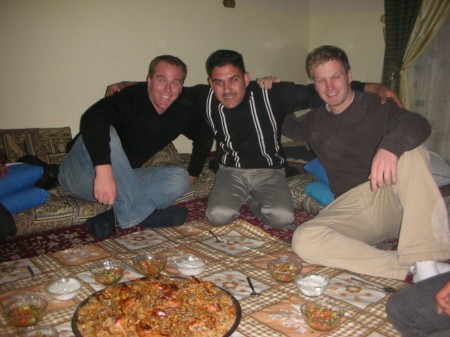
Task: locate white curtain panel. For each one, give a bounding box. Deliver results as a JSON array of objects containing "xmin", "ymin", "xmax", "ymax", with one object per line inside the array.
[{"xmin": 407, "ymin": 17, "xmax": 450, "ymax": 162}]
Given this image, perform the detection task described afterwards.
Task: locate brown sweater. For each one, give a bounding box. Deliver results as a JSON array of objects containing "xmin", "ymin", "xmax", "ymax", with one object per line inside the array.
[{"xmin": 282, "ymin": 91, "xmax": 431, "ymax": 197}]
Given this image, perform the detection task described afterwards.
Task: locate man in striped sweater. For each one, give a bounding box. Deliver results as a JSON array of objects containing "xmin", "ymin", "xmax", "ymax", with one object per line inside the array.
[{"xmin": 189, "ymin": 49, "xmax": 398, "ymax": 229}]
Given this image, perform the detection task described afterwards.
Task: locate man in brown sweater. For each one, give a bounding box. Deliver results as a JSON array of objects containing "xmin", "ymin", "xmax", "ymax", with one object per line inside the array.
[{"xmin": 282, "ymin": 45, "xmax": 450, "ymax": 281}]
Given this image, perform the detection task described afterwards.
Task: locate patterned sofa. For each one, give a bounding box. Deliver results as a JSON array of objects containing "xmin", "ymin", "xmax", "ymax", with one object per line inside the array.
[{"xmin": 0, "ymin": 127, "xmax": 323, "ymax": 237}]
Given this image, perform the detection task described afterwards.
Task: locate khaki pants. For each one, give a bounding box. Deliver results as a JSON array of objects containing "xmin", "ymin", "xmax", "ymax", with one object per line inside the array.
[{"xmin": 292, "ymin": 146, "xmax": 450, "ymax": 279}]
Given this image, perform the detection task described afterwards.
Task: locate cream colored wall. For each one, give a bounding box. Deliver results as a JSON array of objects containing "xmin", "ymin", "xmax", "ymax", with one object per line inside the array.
[
  {"xmin": 309, "ymin": 0, "xmax": 385, "ymax": 83},
  {"xmin": 0, "ymin": 0, "xmax": 385, "ymax": 153}
]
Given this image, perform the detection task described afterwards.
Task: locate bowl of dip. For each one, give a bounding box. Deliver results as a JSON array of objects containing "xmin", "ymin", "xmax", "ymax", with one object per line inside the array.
[
  {"xmin": 175, "ymin": 255, "xmax": 207, "ymax": 276},
  {"xmin": 295, "ymin": 273, "xmax": 329, "ymax": 297},
  {"xmin": 46, "ymin": 277, "xmax": 81, "ymax": 301}
]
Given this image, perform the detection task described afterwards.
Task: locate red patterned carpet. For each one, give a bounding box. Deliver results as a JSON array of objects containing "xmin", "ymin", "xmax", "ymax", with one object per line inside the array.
[{"xmin": 0, "ymin": 198, "xmax": 315, "ymax": 262}]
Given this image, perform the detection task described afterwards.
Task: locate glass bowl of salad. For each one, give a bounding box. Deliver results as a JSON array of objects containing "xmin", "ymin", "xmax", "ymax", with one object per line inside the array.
[
  {"xmin": 90, "ymin": 260, "xmax": 126, "ymax": 285},
  {"xmin": 132, "ymin": 253, "xmax": 167, "ymax": 276},
  {"xmin": 301, "ymin": 299, "xmax": 344, "ymax": 331},
  {"xmin": 267, "ymin": 256, "xmax": 303, "ymax": 282},
  {"xmin": 3, "ymin": 294, "xmax": 48, "ymax": 328}
]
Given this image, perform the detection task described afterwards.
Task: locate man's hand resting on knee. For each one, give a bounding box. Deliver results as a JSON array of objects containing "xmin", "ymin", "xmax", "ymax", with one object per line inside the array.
[{"xmin": 94, "ymin": 165, "xmax": 117, "ymax": 205}]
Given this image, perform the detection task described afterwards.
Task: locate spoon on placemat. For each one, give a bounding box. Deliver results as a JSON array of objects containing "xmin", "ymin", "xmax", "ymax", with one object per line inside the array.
[
  {"xmin": 246, "ymin": 276, "xmax": 260, "ymax": 296},
  {"xmin": 208, "ymin": 230, "xmax": 224, "ymax": 243},
  {"xmin": 350, "ymin": 277, "xmax": 396, "ymax": 294}
]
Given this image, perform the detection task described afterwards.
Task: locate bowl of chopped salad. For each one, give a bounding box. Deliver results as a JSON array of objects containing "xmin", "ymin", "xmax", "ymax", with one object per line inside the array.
[
  {"xmin": 90, "ymin": 260, "xmax": 126, "ymax": 285},
  {"xmin": 267, "ymin": 256, "xmax": 303, "ymax": 282},
  {"xmin": 3, "ymin": 294, "xmax": 48, "ymax": 328},
  {"xmin": 301, "ymin": 299, "xmax": 344, "ymax": 331},
  {"xmin": 132, "ymin": 253, "xmax": 167, "ymax": 276}
]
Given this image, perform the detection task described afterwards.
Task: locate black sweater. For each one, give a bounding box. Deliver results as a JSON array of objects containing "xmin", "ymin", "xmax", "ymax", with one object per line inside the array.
[{"xmin": 75, "ymin": 83, "xmax": 213, "ymax": 177}]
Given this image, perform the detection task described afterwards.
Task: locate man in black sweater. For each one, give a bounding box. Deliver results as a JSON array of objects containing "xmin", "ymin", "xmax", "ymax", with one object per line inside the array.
[{"xmin": 58, "ymin": 55, "xmax": 213, "ymax": 239}]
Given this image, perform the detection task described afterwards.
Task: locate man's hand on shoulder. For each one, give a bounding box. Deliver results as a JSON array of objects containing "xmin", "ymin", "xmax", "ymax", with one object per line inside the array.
[
  {"xmin": 364, "ymin": 83, "xmax": 403, "ymax": 107},
  {"xmin": 256, "ymin": 76, "xmax": 281, "ymax": 89},
  {"xmin": 368, "ymin": 148, "xmax": 398, "ymax": 192},
  {"xmin": 105, "ymin": 81, "xmax": 137, "ymax": 97}
]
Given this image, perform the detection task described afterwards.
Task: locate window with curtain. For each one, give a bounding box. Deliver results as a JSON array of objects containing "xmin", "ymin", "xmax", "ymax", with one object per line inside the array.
[{"xmin": 407, "ymin": 17, "xmax": 450, "ymax": 162}]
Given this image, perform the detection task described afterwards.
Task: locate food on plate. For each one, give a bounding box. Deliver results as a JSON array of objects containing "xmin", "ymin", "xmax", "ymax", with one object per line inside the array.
[{"xmin": 74, "ymin": 275, "xmax": 239, "ymax": 337}]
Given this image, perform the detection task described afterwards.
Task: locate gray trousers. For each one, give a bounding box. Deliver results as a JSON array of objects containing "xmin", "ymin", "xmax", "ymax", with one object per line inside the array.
[
  {"xmin": 206, "ymin": 166, "xmax": 294, "ymax": 228},
  {"xmin": 386, "ymin": 272, "xmax": 450, "ymax": 337}
]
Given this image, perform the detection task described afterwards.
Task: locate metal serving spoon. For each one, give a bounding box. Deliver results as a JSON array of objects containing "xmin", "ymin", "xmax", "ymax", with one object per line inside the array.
[
  {"xmin": 350, "ymin": 277, "xmax": 396, "ymax": 294},
  {"xmin": 246, "ymin": 276, "xmax": 260, "ymax": 296},
  {"xmin": 208, "ymin": 230, "xmax": 224, "ymax": 243}
]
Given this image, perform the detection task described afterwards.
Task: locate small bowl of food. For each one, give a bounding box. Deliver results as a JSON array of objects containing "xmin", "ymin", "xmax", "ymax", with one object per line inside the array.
[
  {"xmin": 132, "ymin": 253, "xmax": 167, "ymax": 276},
  {"xmin": 46, "ymin": 277, "xmax": 81, "ymax": 301},
  {"xmin": 3, "ymin": 294, "xmax": 48, "ymax": 328},
  {"xmin": 90, "ymin": 260, "xmax": 125, "ymax": 285},
  {"xmin": 301, "ymin": 299, "xmax": 344, "ymax": 331},
  {"xmin": 295, "ymin": 273, "xmax": 330, "ymax": 297},
  {"xmin": 19, "ymin": 325, "xmax": 59, "ymax": 337},
  {"xmin": 267, "ymin": 257, "xmax": 303, "ymax": 282},
  {"xmin": 175, "ymin": 255, "xmax": 207, "ymax": 276}
]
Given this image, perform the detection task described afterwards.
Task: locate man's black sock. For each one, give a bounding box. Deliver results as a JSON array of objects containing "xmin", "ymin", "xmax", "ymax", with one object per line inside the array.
[
  {"xmin": 0, "ymin": 204, "xmax": 16, "ymax": 242},
  {"xmin": 85, "ymin": 209, "xmax": 115, "ymax": 240},
  {"xmin": 140, "ymin": 206, "xmax": 189, "ymax": 229}
]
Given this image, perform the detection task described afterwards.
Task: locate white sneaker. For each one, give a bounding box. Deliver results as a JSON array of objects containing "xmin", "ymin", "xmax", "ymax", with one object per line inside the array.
[{"xmin": 411, "ymin": 261, "xmax": 450, "ymax": 283}]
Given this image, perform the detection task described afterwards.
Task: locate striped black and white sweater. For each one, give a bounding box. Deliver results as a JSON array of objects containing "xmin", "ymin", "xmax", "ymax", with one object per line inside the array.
[{"xmin": 187, "ymin": 81, "xmax": 323, "ymax": 169}]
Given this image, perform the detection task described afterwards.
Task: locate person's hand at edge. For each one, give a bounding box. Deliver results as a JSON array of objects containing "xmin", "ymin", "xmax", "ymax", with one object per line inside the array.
[
  {"xmin": 256, "ymin": 76, "xmax": 281, "ymax": 89},
  {"xmin": 93, "ymin": 164, "xmax": 117, "ymax": 205},
  {"xmin": 105, "ymin": 81, "xmax": 138, "ymax": 97},
  {"xmin": 368, "ymin": 148, "xmax": 398, "ymax": 192},
  {"xmin": 0, "ymin": 163, "xmax": 10, "ymax": 178},
  {"xmin": 189, "ymin": 175, "xmax": 198, "ymax": 185},
  {"xmin": 436, "ymin": 280, "xmax": 450, "ymax": 316},
  {"xmin": 364, "ymin": 83, "xmax": 403, "ymax": 108}
]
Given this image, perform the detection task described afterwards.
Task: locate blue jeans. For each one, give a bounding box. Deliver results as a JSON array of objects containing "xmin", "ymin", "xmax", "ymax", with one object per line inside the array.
[
  {"xmin": 386, "ymin": 272, "xmax": 450, "ymax": 337},
  {"xmin": 58, "ymin": 127, "xmax": 189, "ymax": 228}
]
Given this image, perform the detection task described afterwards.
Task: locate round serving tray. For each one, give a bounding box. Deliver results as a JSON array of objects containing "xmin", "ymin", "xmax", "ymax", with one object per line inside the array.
[{"xmin": 72, "ymin": 276, "xmax": 241, "ymax": 337}]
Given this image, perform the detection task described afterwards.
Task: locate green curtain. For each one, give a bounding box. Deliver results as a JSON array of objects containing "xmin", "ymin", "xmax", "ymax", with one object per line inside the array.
[{"xmin": 382, "ymin": 0, "xmax": 421, "ymax": 93}]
